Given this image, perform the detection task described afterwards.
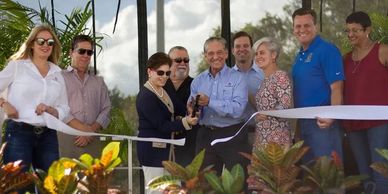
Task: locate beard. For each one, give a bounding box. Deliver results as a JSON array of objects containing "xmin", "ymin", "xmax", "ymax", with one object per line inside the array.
[{"xmin": 175, "ymin": 68, "xmax": 188, "ymax": 79}]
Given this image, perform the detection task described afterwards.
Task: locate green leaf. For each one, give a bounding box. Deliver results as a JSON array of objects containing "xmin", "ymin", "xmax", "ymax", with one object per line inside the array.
[
  {"xmin": 57, "ymin": 175, "xmax": 78, "ymax": 194},
  {"xmin": 162, "ymin": 161, "xmax": 189, "ymax": 179},
  {"xmin": 265, "ymin": 143, "xmax": 284, "ymax": 165},
  {"xmin": 147, "ymin": 175, "xmax": 181, "ymax": 190},
  {"xmin": 375, "ymin": 148, "xmax": 388, "ymax": 160},
  {"xmin": 230, "ymin": 164, "xmax": 245, "ymax": 193},
  {"xmin": 204, "ymin": 172, "xmax": 224, "ymax": 193},
  {"xmin": 106, "ymin": 158, "xmax": 122, "ymax": 173},
  {"xmin": 185, "ymin": 149, "xmax": 205, "ymax": 178},
  {"xmin": 78, "ymin": 154, "xmax": 94, "ymax": 167},
  {"xmin": 47, "ymin": 161, "xmax": 65, "ymax": 183},
  {"xmin": 221, "ymin": 168, "xmax": 234, "ymax": 193},
  {"xmin": 102, "ymin": 142, "xmax": 120, "ymax": 160}
]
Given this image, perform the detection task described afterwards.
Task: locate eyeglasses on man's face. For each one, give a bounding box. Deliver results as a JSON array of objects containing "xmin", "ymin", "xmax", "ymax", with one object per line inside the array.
[
  {"xmin": 35, "ymin": 38, "xmax": 55, "ymax": 46},
  {"xmin": 155, "ymin": 70, "xmax": 171, "ymax": 77},
  {"xmin": 173, "ymin": 57, "xmax": 190, "ymax": 63},
  {"xmin": 77, "ymin": 48, "xmax": 94, "ymax": 56}
]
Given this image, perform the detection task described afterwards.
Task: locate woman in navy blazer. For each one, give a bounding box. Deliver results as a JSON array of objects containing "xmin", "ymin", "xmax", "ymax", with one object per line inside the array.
[{"xmin": 136, "ymin": 52, "xmax": 198, "ymax": 193}]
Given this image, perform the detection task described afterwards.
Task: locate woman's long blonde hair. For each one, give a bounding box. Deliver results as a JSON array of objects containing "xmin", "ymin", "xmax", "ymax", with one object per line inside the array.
[{"xmin": 9, "ymin": 24, "xmax": 62, "ymax": 64}]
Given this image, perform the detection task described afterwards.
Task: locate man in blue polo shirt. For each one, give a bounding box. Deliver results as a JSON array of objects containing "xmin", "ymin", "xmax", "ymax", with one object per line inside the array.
[
  {"xmin": 190, "ymin": 37, "xmax": 249, "ymax": 175},
  {"xmin": 292, "ymin": 8, "xmax": 344, "ymax": 163}
]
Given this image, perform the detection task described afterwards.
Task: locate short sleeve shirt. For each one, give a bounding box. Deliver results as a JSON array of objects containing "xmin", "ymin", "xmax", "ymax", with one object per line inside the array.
[{"xmin": 292, "ymin": 35, "xmax": 345, "ymax": 108}]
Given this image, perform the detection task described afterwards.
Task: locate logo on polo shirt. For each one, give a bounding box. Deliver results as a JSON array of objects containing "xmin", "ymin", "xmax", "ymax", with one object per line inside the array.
[{"xmin": 305, "ymin": 53, "xmax": 313, "ymax": 62}]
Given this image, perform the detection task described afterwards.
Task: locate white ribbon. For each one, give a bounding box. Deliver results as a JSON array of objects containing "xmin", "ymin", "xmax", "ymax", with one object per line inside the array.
[
  {"xmin": 210, "ymin": 105, "xmax": 388, "ymax": 146},
  {"xmin": 43, "ymin": 113, "xmax": 185, "ymax": 146}
]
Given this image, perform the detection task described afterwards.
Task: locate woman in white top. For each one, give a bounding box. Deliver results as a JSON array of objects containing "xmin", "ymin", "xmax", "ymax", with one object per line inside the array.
[{"xmin": 0, "ymin": 24, "xmax": 69, "ymax": 191}]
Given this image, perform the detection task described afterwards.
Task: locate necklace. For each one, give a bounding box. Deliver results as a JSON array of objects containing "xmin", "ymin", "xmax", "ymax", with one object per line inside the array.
[
  {"xmin": 351, "ymin": 58, "xmax": 362, "ymax": 74},
  {"xmin": 147, "ymin": 81, "xmax": 164, "ymax": 98},
  {"xmin": 351, "ymin": 41, "xmax": 374, "ymax": 74}
]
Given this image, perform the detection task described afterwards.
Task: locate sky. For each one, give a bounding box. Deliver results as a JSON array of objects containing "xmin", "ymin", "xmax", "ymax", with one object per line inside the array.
[{"xmin": 16, "ymin": 0, "xmax": 290, "ymax": 96}]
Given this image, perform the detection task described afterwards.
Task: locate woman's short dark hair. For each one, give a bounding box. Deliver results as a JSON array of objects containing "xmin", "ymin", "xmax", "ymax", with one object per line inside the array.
[
  {"xmin": 71, "ymin": 34, "xmax": 94, "ymax": 51},
  {"xmin": 146, "ymin": 52, "xmax": 172, "ymax": 69},
  {"xmin": 346, "ymin": 11, "xmax": 371, "ymax": 28}
]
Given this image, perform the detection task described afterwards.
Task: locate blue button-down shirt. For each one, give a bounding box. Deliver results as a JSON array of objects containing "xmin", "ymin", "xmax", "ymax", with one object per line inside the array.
[
  {"xmin": 233, "ymin": 63, "xmax": 264, "ymax": 122},
  {"xmin": 190, "ymin": 65, "xmax": 248, "ymax": 127}
]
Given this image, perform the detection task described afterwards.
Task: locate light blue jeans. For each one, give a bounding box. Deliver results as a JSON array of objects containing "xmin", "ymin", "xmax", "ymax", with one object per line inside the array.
[
  {"xmin": 348, "ymin": 124, "xmax": 388, "ymax": 194},
  {"xmin": 299, "ymin": 119, "xmax": 344, "ymax": 163}
]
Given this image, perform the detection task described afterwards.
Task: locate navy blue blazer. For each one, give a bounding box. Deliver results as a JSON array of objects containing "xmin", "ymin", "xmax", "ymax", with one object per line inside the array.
[{"xmin": 136, "ymin": 86, "xmax": 187, "ymax": 167}]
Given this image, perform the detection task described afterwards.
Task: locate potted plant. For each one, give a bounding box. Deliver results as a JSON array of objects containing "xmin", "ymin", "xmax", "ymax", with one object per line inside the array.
[
  {"xmin": 241, "ymin": 141, "xmax": 312, "ymax": 194},
  {"xmin": 301, "ymin": 151, "xmax": 366, "ymax": 194},
  {"xmin": 31, "ymin": 142, "xmax": 122, "ymax": 194}
]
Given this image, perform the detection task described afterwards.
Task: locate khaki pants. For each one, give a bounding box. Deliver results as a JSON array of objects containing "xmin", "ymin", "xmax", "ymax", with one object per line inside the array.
[{"xmin": 57, "ymin": 132, "xmax": 103, "ymax": 159}]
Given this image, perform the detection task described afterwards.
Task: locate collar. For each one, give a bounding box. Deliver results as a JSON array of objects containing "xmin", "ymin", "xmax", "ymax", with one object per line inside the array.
[
  {"xmin": 207, "ymin": 64, "xmax": 228, "ymax": 78},
  {"xmin": 65, "ymin": 65, "xmax": 74, "ymax": 72},
  {"xmin": 233, "ymin": 63, "xmax": 261, "ymax": 73},
  {"xmin": 299, "ymin": 35, "xmax": 321, "ymax": 53},
  {"xmin": 26, "ymin": 58, "xmax": 61, "ymax": 75},
  {"xmin": 66, "ymin": 65, "xmax": 90, "ymax": 82}
]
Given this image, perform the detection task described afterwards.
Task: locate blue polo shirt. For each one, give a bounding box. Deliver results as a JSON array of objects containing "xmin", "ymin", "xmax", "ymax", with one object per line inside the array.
[{"xmin": 292, "ymin": 35, "xmax": 344, "ymax": 108}]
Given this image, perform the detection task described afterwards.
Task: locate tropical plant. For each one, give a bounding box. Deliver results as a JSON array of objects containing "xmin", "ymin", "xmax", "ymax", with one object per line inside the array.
[
  {"xmin": 0, "ymin": 143, "xmax": 34, "ymax": 193},
  {"xmin": 103, "ymin": 107, "xmax": 134, "ymax": 165},
  {"xmin": 147, "ymin": 149, "xmax": 213, "ymax": 194},
  {"xmin": 241, "ymin": 141, "xmax": 311, "ymax": 194},
  {"xmin": 0, "ymin": 0, "xmax": 102, "ymax": 69},
  {"xmin": 31, "ymin": 141, "xmax": 122, "ymax": 194},
  {"xmin": 370, "ymin": 148, "xmax": 388, "ymax": 178},
  {"xmin": 204, "ymin": 164, "xmax": 245, "ymax": 194},
  {"xmin": 301, "ymin": 151, "xmax": 366, "ymax": 194}
]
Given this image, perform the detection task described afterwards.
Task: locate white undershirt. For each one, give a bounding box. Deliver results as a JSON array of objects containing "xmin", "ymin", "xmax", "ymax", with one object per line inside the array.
[{"xmin": 0, "ymin": 59, "xmax": 69, "ymax": 126}]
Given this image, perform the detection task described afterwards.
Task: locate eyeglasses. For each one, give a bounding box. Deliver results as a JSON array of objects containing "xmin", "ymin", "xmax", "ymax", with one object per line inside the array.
[
  {"xmin": 343, "ymin": 28, "xmax": 365, "ymax": 34},
  {"xmin": 155, "ymin": 70, "xmax": 171, "ymax": 76},
  {"xmin": 173, "ymin": 57, "xmax": 190, "ymax": 63},
  {"xmin": 76, "ymin": 48, "xmax": 94, "ymax": 56},
  {"xmin": 35, "ymin": 38, "xmax": 55, "ymax": 46}
]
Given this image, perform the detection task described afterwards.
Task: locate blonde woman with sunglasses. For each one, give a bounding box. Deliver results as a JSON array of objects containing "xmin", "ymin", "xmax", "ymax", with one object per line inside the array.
[{"xmin": 0, "ymin": 24, "xmax": 69, "ymax": 193}]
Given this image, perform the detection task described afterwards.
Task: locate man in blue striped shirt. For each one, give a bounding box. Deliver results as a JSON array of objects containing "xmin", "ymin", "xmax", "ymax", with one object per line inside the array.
[{"xmin": 189, "ymin": 37, "xmax": 249, "ymax": 174}]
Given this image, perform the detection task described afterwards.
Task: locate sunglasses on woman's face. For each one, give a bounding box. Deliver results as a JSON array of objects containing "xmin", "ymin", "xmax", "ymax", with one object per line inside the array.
[
  {"xmin": 35, "ymin": 38, "xmax": 55, "ymax": 46},
  {"xmin": 173, "ymin": 57, "xmax": 190, "ymax": 63},
  {"xmin": 155, "ymin": 70, "xmax": 171, "ymax": 76},
  {"xmin": 76, "ymin": 48, "xmax": 94, "ymax": 56}
]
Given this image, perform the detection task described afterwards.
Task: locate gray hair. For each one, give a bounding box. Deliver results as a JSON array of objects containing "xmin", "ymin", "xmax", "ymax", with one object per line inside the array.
[
  {"xmin": 168, "ymin": 46, "xmax": 188, "ymax": 55},
  {"xmin": 252, "ymin": 37, "xmax": 281, "ymax": 61},
  {"xmin": 203, "ymin": 37, "xmax": 227, "ymax": 53}
]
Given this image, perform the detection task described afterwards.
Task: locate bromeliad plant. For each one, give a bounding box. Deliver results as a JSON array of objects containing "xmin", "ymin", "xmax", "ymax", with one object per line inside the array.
[
  {"xmin": 32, "ymin": 142, "xmax": 122, "ymax": 194},
  {"xmin": 301, "ymin": 151, "xmax": 366, "ymax": 194},
  {"xmin": 147, "ymin": 149, "xmax": 213, "ymax": 194}
]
